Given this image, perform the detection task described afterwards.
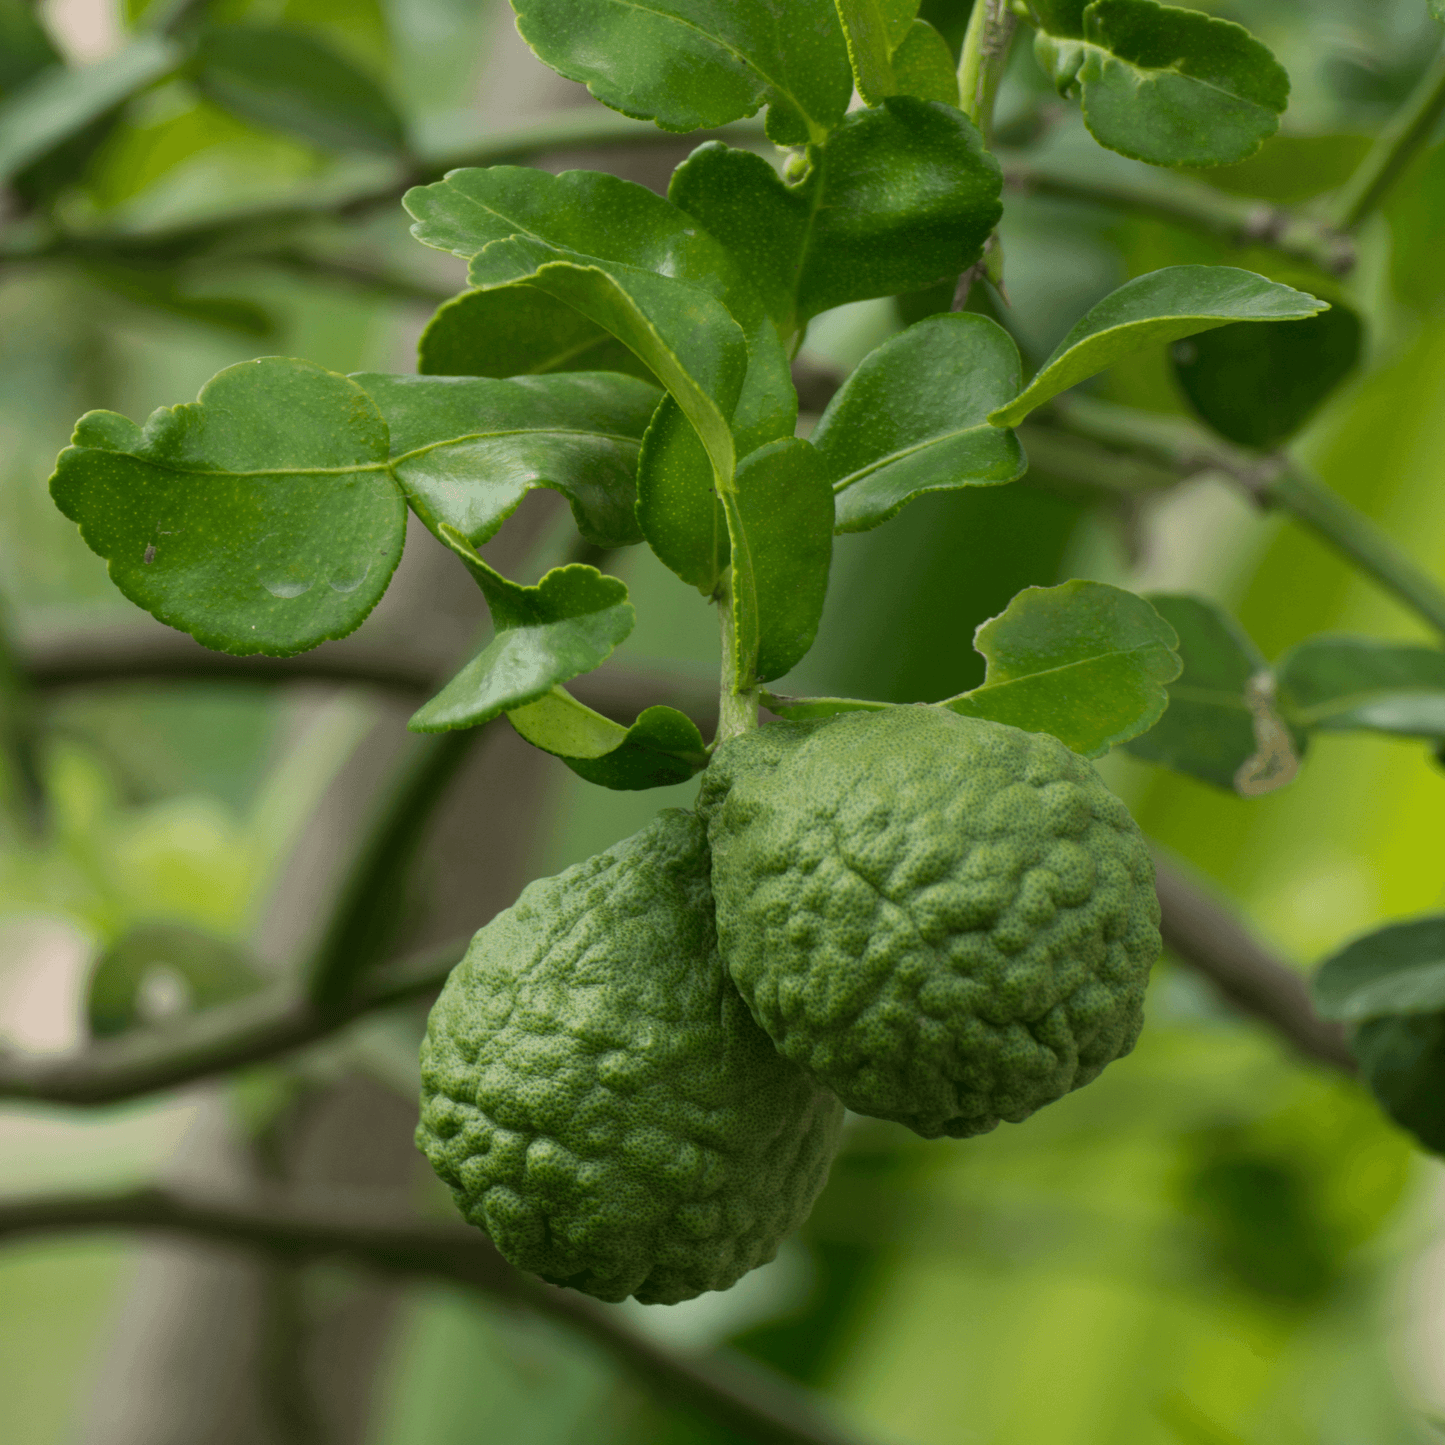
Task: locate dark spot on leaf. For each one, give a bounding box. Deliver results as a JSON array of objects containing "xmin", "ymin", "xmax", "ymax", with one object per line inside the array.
[{"xmin": 143, "ymin": 544, "xmax": 156, "ymax": 564}]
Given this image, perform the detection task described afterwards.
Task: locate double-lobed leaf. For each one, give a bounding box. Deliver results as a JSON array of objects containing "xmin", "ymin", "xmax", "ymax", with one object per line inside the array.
[
  {"xmin": 410, "ymin": 527, "xmax": 634, "ymax": 733},
  {"xmin": 510, "ymin": 0, "xmax": 854, "ymax": 143},
  {"xmin": 989, "ymin": 267, "xmax": 1328, "ymax": 428},
  {"xmin": 1276, "ymin": 636, "xmax": 1445, "ymax": 740},
  {"xmin": 669, "ymin": 99, "xmax": 1001, "ymax": 337},
  {"xmin": 50, "ymin": 358, "xmax": 406, "ymax": 659},
  {"xmin": 812, "ymin": 312, "xmax": 1025, "ymax": 533},
  {"xmin": 1030, "ymin": 0, "xmax": 1289, "ymax": 168},
  {"xmin": 833, "ymin": 0, "xmax": 958, "ymax": 105},
  {"xmin": 941, "ymin": 580, "xmax": 1182, "ymax": 757},
  {"xmin": 356, "ymin": 370, "xmax": 660, "ymax": 549}
]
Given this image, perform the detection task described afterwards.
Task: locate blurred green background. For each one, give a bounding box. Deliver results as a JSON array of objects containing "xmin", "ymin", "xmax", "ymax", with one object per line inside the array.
[{"xmin": 2, "ymin": 1, "xmax": 1444, "ymax": 1442}]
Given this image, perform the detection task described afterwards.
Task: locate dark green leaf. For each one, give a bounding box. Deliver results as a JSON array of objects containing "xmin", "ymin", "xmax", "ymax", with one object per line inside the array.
[
  {"xmin": 410, "ymin": 527, "xmax": 634, "ymax": 733},
  {"xmin": 988, "ymin": 267, "xmax": 1328, "ymax": 428},
  {"xmin": 727, "ymin": 437, "xmax": 835, "ymax": 685},
  {"xmin": 355, "ymin": 371, "xmax": 661, "ymax": 548},
  {"xmin": 82, "ymin": 262, "xmax": 276, "ymax": 337},
  {"xmin": 50, "ymin": 358, "xmax": 405, "ymax": 659},
  {"xmin": 811, "ymin": 312, "xmax": 1025, "ymax": 534},
  {"xmin": 510, "ymin": 0, "xmax": 853, "ymax": 143},
  {"xmin": 1276, "ymin": 636, "xmax": 1445, "ymax": 740},
  {"xmin": 1314, "ymin": 917, "xmax": 1445, "ymax": 1023},
  {"xmin": 1122, "ymin": 593, "xmax": 1269, "ymax": 790},
  {"xmin": 1031, "ymin": 0, "xmax": 1289, "ymax": 167},
  {"xmin": 89, "ymin": 923, "xmax": 263, "ymax": 1039},
  {"xmin": 0, "ymin": 0, "xmax": 61, "ymax": 97},
  {"xmin": 669, "ymin": 100, "xmax": 1001, "ymax": 335},
  {"xmin": 635, "ymin": 396, "xmax": 729, "ymax": 594},
  {"xmin": 507, "ymin": 688, "xmax": 709, "ymax": 789},
  {"xmin": 1172, "ymin": 302, "xmax": 1363, "ymax": 450},
  {"xmin": 418, "ymin": 287, "xmax": 654, "ymax": 383},
  {"xmin": 760, "ymin": 692, "xmax": 891, "ymax": 720},
  {"xmin": 193, "ymin": 24, "xmax": 406, "ymax": 154},
  {"xmin": 1352, "ymin": 1013, "xmax": 1445, "ymax": 1155},
  {"xmin": 0, "ymin": 35, "xmax": 180, "ymax": 183},
  {"xmin": 941, "ymin": 580, "xmax": 1182, "ymax": 756}
]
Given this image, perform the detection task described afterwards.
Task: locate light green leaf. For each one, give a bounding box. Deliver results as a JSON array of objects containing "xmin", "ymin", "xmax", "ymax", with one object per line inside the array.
[
  {"xmin": 1351, "ymin": 1013, "xmax": 1445, "ymax": 1155},
  {"xmin": 410, "ymin": 527, "xmax": 634, "ymax": 733},
  {"xmin": 891, "ymin": 20, "xmax": 960, "ymax": 105},
  {"xmin": 726, "ymin": 437, "xmax": 835, "ymax": 686},
  {"xmin": 1314, "ymin": 917, "xmax": 1445, "ymax": 1023},
  {"xmin": 510, "ymin": 0, "xmax": 854, "ymax": 144},
  {"xmin": 193, "ymin": 24, "xmax": 407, "ymax": 154},
  {"xmin": 0, "ymin": 34, "xmax": 180, "ymax": 183},
  {"xmin": 507, "ymin": 688, "xmax": 709, "ymax": 789},
  {"xmin": 834, "ymin": 0, "xmax": 903, "ymax": 103},
  {"xmin": 941, "ymin": 580, "xmax": 1182, "ymax": 756},
  {"xmin": 1277, "ymin": 636, "xmax": 1445, "ymax": 739},
  {"xmin": 1030, "ymin": 0, "xmax": 1289, "ymax": 167},
  {"xmin": 355, "ymin": 371, "xmax": 661, "ymax": 549},
  {"xmin": 1122, "ymin": 593, "xmax": 1272, "ymax": 791},
  {"xmin": 418, "ymin": 287, "xmax": 654, "ymax": 383},
  {"xmin": 49, "ymin": 358, "xmax": 405, "ymax": 659},
  {"xmin": 670, "ymin": 100, "xmax": 1001, "ymax": 336},
  {"xmin": 89, "ymin": 923, "xmax": 263, "ymax": 1039},
  {"xmin": 760, "ymin": 692, "xmax": 891, "ymax": 721},
  {"xmin": 988, "ymin": 266, "xmax": 1327, "ymax": 428},
  {"xmin": 812, "ymin": 312, "xmax": 1025, "ymax": 534}
]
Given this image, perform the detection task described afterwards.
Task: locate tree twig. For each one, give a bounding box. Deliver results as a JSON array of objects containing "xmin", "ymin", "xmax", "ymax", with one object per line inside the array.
[{"xmin": 0, "ymin": 1183, "xmax": 869, "ymax": 1445}]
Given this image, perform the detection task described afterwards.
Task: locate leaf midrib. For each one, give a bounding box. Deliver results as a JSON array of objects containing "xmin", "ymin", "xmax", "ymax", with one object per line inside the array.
[
  {"xmin": 964, "ymin": 638, "xmax": 1171, "ymax": 697},
  {"xmin": 1289, "ymin": 683, "xmax": 1445, "ymax": 728},
  {"xmin": 1079, "ymin": 37, "xmax": 1275, "ymax": 112},
  {"xmin": 831, "ymin": 419, "xmax": 998, "ymax": 493}
]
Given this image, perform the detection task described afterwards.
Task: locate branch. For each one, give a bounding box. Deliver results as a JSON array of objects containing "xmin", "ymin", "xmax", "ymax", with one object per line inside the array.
[
  {"xmin": 0, "ymin": 1184, "xmax": 868, "ymax": 1445},
  {"xmin": 1150, "ymin": 848, "xmax": 1355, "ymax": 1074}
]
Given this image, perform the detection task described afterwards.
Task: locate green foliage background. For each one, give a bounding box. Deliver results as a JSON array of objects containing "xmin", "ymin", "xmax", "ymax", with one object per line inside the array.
[{"xmin": 2, "ymin": 0, "xmax": 1445, "ymax": 1442}]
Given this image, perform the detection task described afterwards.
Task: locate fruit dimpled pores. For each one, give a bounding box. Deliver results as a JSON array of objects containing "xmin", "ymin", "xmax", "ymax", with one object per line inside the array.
[
  {"xmin": 416, "ymin": 809, "xmax": 845, "ymax": 1304},
  {"xmin": 701, "ymin": 707, "xmax": 1162, "ymax": 1140}
]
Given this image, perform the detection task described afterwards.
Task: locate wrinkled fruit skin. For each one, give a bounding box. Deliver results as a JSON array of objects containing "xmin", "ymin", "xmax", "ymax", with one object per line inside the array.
[
  {"xmin": 416, "ymin": 809, "xmax": 844, "ymax": 1304},
  {"xmin": 700, "ymin": 708, "xmax": 1161, "ymax": 1139}
]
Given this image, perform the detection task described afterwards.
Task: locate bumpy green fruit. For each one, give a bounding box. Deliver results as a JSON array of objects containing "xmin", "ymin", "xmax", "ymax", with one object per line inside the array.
[
  {"xmin": 700, "ymin": 708, "xmax": 1160, "ymax": 1140},
  {"xmin": 415, "ymin": 809, "xmax": 844, "ymax": 1304}
]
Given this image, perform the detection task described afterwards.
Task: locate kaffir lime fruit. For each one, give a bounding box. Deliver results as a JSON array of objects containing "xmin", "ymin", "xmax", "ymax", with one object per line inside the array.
[
  {"xmin": 415, "ymin": 809, "xmax": 844, "ymax": 1304},
  {"xmin": 700, "ymin": 707, "xmax": 1161, "ymax": 1140}
]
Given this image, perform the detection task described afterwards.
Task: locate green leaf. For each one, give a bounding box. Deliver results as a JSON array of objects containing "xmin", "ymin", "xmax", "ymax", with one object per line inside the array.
[
  {"xmin": 0, "ymin": 0, "xmax": 62, "ymax": 98},
  {"xmin": 760, "ymin": 692, "xmax": 891, "ymax": 720},
  {"xmin": 811, "ymin": 312, "xmax": 1025, "ymax": 534},
  {"xmin": 81, "ymin": 262, "xmax": 276, "ymax": 338},
  {"xmin": 410, "ymin": 527, "xmax": 634, "ymax": 733},
  {"xmin": 1172, "ymin": 301, "xmax": 1363, "ymax": 451},
  {"xmin": 507, "ymin": 688, "xmax": 709, "ymax": 789},
  {"xmin": 988, "ymin": 266, "xmax": 1327, "ymax": 428},
  {"xmin": 891, "ymin": 20, "xmax": 960, "ymax": 105},
  {"xmin": 1276, "ymin": 636, "xmax": 1445, "ymax": 740},
  {"xmin": 89, "ymin": 923, "xmax": 263, "ymax": 1039},
  {"xmin": 635, "ymin": 396, "xmax": 729, "ymax": 594},
  {"xmin": 193, "ymin": 24, "xmax": 406, "ymax": 154},
  {"xmin": 1122, "ymin": 593, "xmax": 1271, "ymax": 791},
  {"xmin": 1351, "ymin": 1013, "xmax": 1445, "ymax": 1155},
  {"xmin": 1030, "ymin": 0, "xmax": 1289, "ymax": 168},
  {"xmin": 834, "ymin": 0, "xmax": 904, "ymax": 103},
  {"xmin": 0, "ymin": 35, "xmax": 180, "ymax": 184},
  {"xmin": 354, "ymin": 371, "xmax": 661, "ymax": 549},
  {"xmin": 1431, "ymin": 0, "xmax": 1444, "ymax": 24},
  {"xmin": 726, "ymin": 438, "xmax": 835, "ymax": 686},
  {"xmin": 510, "ymin": 0, "xmax": 854, "ymax": 144},
  {"xmin": 50, "ymin": 358, "xmax": 405, "ymax": 659},
  {"xmin": 669, "ymin": 100, "xmax": 1001, "ymax": 335},
  {"xmin": 940, "ymin": 580, "xmax": 1182, "ymax": 756},
  {"xmin": 418, "ymin": 287, "xmax": 655, "ymax": 383},
  {"xmin": 1314, "ymin": 917, "xmax": 1445, "ymax": 1023}
]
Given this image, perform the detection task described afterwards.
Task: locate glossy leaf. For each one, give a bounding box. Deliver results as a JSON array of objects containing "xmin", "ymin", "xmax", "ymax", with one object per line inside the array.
[
  {"xmin": 635, "ymin": 396, "xmax": 729, "ymax": 594},
  {"xmin": 1351, "ymin": 1013, "xmax": 1445, "ymax": 1155},
  {"xmin": 410, "ymin": 527, "xmax": 634, "ymax": 733},
  {"xmin": 669, "ymin": 100, "xmax": 1001, "ymax": 335},
  {"xmin": 988, "ymin": 267, "xmax": 1328, "ymax": 428},
  {"xmin": 941, "ymin": 580, "xmax": 1182, "ymax": 757},
  {"xmin": 811, "ymin": 312, "xmax": 1025, "ymax": 534},
  {"xmin": 1031, "ymin": 0, "xmax": 1289, "ymax": 168},
  {"xmin": 0, "ymin": 35, "xmax": 179, "ymax": 183},
  {"xmin": 510, "ymin": 0, "xmax": 853, "ymax": 144},
  {"xmin": 50, "ymin": 358, "xmax": 405, "ymax": 659},
  {"xmin": 507, "ymin": 688, "xmax": 709, "ymax": 789},
  {"xmin": 1314, "ymin": 917, "xmax": 1445, "ymax": 1023},
  {"xmin": 891, "ymin": 20, "xmax": 959, "ymax": 105},
  {"xmin": 1276, "ymin": 636, "xmax": 1445, "ymax": 740},
  {"xmin": 355, "ymin": 371, "xmax": 661, "ymax": 548},
  {"xmin": 726, "ymin": 438, "xmax": 835, "ymax": 686},
  {"xmin": 1122, "ymin": 593, "xmax": 1269, "ymax": 791},
  {"xmin": 89, "ymin": 923, "xmax": 263, "ymax": 1039},
  {"xmin": 834, "ymin": 0, "xmax": 902, "ymax": 103},
  {"xmin": 1172, "ymin": 302, "xmax": 1363, "ymax": 450},
  {"xmin": 418, "ymin": 287, "xmax": 654, "ymax": 383},
  {"xmin": 193, "ymin": 24, "xmax": 406, "ymax": 154}
]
